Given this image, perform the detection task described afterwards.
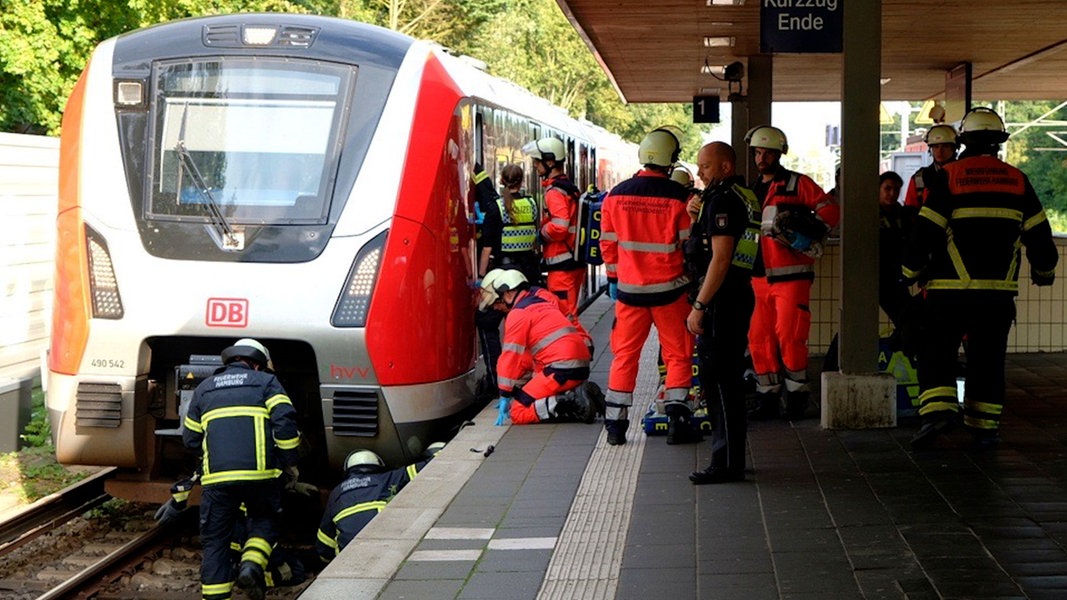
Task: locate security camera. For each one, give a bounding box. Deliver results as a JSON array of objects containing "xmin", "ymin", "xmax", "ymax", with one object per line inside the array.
[{"xmin": 724, "ymin": 61, "xmax": 744, "ymax": 82}]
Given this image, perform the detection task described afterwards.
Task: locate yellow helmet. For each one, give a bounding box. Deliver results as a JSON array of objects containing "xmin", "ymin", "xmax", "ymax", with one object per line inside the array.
[
  {"xmin": 744, "ymin": 125, "xmax": 789, "ymax": 154},
  {"xmin": 638, "ymin": 128, "xmax": 681, "ymax": 167},
  {"xmin": 479, "ymin": 268, "xmax": 528, "ymax": 310},
  {"xmin": 670, "ymin": 165, "xmax": 694, "ymax": 188},
  {"xmin": 521, "ymin": 137, "xmax": 566, "ymax": 163},
  {"xmin": 958, "ymin": 107, "xmax": 1009, "ymax": 145},
  {"xmin": 924, "ymin": 124, "xmax": 958, "ymax": 146}
]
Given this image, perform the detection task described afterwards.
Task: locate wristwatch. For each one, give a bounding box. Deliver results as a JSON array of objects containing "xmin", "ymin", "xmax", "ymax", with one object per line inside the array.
[{"xmin": 692, "ymin": 299, "xmax": 708, "ymax": 312}]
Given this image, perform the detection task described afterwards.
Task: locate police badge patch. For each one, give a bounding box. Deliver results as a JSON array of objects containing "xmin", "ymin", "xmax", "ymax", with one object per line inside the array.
[{"xmin": 715, "ymin": 213, "xmax": 728, "ymax": 229}]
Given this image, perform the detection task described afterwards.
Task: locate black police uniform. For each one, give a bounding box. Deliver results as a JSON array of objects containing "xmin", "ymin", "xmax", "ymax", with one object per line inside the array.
[
  {"xmin": 473, "ymin": 165, "xmax": 506, "ymax": 390},
  {"xmin": 315, "ymin": 459, "xmax": 430, "ymax": 563},
  {"xmin": 903, "ymin": 149, "xmax": 1057, "ymax": 444},
  {"xmin": 183, "ymin": 362, "xmax": 300, "ymax": 600},
  {"xmin": 687, "ymin": 174, "xmax": 761, "ymax": 481}
]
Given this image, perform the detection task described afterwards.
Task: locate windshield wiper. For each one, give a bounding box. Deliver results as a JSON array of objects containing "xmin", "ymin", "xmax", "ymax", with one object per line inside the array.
[{"xmin": 174, "ymin": 104, "xmax": 240, "ymax": 249}]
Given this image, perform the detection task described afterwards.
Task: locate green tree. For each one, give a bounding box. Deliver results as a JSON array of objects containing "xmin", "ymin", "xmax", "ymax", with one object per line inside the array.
[{"xmin": 1003, "ymin": 101, "xmax": 1067, "ymax": 220}]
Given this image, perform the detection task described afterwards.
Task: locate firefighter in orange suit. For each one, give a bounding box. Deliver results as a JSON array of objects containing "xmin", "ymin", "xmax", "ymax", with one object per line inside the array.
[
  {"xmin": 479, "ymin": 269, "xmax": 602, "ymax": 426},
  {"xmin": 744, "ymin": 125, "xmax": 840, "ymax": 421},
  {"xmin": 522, "ymin": 137, "xmax": 585, "ymax": 321},
  {"xmin": 903, "ymin": 124, "xmax": 958, "ymax": 210},
  {"xmin": 904, "ymin": 107, "xmax": 1057, "ymax": 450},
  {"xmin": 600, "ymin": 127, "xmax": 697, "ymax": 446}
]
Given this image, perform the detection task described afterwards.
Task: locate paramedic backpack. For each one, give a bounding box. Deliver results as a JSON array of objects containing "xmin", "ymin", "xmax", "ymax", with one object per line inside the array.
[{"xmin": 576, "ymin": 186, "xmax": 606, "ymax": 266}]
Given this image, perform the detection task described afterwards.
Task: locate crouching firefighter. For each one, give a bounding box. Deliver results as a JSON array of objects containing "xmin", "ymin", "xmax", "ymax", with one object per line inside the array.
[
  {"xmin": 183, "ymin": 338, "xmax": 304, "ymax": 600},
  {"xmin": 316, "ymin": 444, "xmax": 443, "ymax": 564},
  {"xmin": 479, "ymin": 269, "xmax": 604, "ymax": 426}
]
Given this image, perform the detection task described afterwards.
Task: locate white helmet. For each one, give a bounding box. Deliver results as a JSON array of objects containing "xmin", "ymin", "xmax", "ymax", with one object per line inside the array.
[
  {"xmin": 344, "ymin": 449, "xmax": 385, "ymax": 472},
  {"xmin": 958, "ymin": 107, "xmax": 1009, "ymax": 145},
  {"xmin": 924, "ymin": 124, "xmax": 958, "ymax": 146},
  {"xmin": 221, "ymin": 338, "xmax": 271, "ymax": 367},
  {"xmin": 478, "ymin": 268, "xmax": 528, "ymax": 310},
  {"xmin": 744, "ymin": 125, "xmax": 789, "ymax": 154},
  {"xmin": 670, "ymin": 165, "xmax": 694, "ymax": 188},
  {"xmin": 521, "ymin": 137, "xmax": 566, "ymax": 163},
  {"xmin": 638, "ymin": 128, "xmax": 681, "ymax": 167}
]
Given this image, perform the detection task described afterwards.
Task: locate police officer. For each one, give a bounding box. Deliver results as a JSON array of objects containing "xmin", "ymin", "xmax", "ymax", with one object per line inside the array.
[
  {"xmin": 904, "ymin": 124, "xmax": 959, "ymax": 210},
  {"xmin": 183, "ymin": 338, "xmax": 302, "ymax": 600},
  {"xmin": 480, "ymin": 269, "xmax": 601, "ymax": 426},
  {"xmin": 744, "ymin": 125, "xmax": 840, "ymax": 421},
  {"xmin": 686, "ymin": 142, "xmax": 761, "ymax": 484},
  {"xmin": 601, "ymin": 127, "xmax": 696, "ymax": 445},
  {"xmin": 904, "ymin": 107, "xmax": 1057, "ymax": 449},
  {"xmin": 473, "ymin": 163, "xmax": 506, "ymax": 393},
  {"xmin": 315, "ymin": 445, "xmax": 441, "ymax": 564},
  {"xmin": 522, "ymin": 137, "xmax": 585, "ymax": 322}
]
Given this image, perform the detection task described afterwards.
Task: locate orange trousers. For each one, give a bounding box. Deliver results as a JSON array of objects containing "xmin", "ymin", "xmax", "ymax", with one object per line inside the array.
[
  {"xmin": 510, "ymin": 373, "xmax": 584, "ymax": 424},
  {"xmin": 609, "ymin": 294, "xmax": 693, "ymax": 396},
  {"xmin": 546, "ymin": 268, "xmax": 585, "ymax": 322},
  {"xmin": 748, "ymin": 277, "xmax": 812, "ymax": 389}
]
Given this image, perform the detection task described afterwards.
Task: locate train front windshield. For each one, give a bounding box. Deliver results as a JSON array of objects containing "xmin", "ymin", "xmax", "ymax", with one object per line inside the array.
[{"xmin": 149, "ymin": 58, "xmax": 352, "ymax": 226}]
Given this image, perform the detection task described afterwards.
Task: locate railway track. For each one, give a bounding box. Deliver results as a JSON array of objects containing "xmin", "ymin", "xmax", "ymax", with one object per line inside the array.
[{"xmin": 0, "ymin": 468, "xmax": 115, "ymax": 559}]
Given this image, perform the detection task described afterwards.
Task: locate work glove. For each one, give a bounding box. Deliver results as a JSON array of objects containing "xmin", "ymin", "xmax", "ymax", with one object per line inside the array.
[
  {"xmin": 154, "ymin": 498, "xmax": 186, "ymax": 525},
  {"xmin": 282, "ymin": 465, "xmax": 318, "ymax": 496},
  {"xmin": 154, "ymin": 475, "xmax": 196, "ymax": 525},
  {"xmin": 1032, "ymin": 270, "xmax": 1055, "ymax": 287},
  {"xmin": 608, "ymin": 282, "xmax": 618, "ymax": 300},
  {"xmin": 495, "ymin": 397, "xmax": 511, "ymax": 426}
]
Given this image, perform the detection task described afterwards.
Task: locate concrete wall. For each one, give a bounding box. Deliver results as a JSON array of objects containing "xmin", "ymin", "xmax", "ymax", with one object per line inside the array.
[{"xmin": 0, "ymin": 133, "xmax": 58, "ymax": 382}]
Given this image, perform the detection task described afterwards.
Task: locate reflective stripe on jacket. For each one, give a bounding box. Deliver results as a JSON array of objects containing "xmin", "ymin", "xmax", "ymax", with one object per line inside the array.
[
  {"xmin": 497, "ymin": 287, "xmax": 592, "ymax": 397},
  {"xmin": 601, "ymin": 169, "xmax": 692, "ymax": 306},
  {"xmin": 183, "ymin": 363, "xmax": 300, "ymax": 487},
  {"xmin": 496, "ymin": 195, "xmax": 538, "ymax": 252},
  {"xmin": 902, "ymin": 154, "xmax": 1058, "ymax": 292},
  {"xmin": 540, "ymin": 175, "xmax": 582, "ymax": 270},
  {"xmin": 753, "ymin": 168, "xmax": 838, "ymax": 282}
]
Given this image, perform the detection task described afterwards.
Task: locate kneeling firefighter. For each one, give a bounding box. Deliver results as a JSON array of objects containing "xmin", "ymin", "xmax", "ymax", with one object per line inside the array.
[{"xmin": 479, "ymin": 269, "xmax": 604, "ymax": 426}]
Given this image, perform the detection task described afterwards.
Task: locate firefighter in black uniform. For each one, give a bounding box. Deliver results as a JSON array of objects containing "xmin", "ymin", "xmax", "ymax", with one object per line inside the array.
[
  {"xmin": 183, "ymin": 338, "xmax": 303, "ymax": 600},
  {"xmin": 904, "ymin": 107, "xmax": 1058, "ymax": 449},
  {"xmin": 315, "ymin": 444, "xmax": 442, "ymax": 564},
  {"xmin": 685, "ymin": 142, "xmax": 762, "ymax": 484}
]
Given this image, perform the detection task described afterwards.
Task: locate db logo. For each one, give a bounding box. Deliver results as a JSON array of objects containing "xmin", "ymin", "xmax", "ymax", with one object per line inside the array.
[{"xmin": 206, "ymin": 298, "xmax": 249, "ymax": 328}]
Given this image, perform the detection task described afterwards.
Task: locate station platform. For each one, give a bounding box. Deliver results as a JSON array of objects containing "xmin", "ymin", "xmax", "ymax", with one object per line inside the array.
[{"xmin": 302, "ymin": 293, "xmax": 1067, "ymax": 600}]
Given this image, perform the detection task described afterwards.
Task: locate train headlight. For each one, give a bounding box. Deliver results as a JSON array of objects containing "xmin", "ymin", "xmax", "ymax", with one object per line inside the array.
[
  {"xmin": 331, "ymin": 230, "xmax": 387, "ymax": 328},
  {"xmin": 86, "ymin": 227, "xmax": 124, "ymax": 319},
  {"xmin": 243, "ymin": 26, "xmax": 278, "ymax": 46}
]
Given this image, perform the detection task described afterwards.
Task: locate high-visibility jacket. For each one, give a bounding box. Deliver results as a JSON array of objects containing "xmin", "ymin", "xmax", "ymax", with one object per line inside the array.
[
  {"xmin": 601, "ymin": 169, "xmax": 692, "ymax": 306},
  {"xmin": 540, "ymin": 175, "xmax": 582, "ymax": 271},
  {"xmin": 902, "ymin": 153, "xmax": 1058, "ymax": 292},
  {"xmin": 315, "ymin": 461, "xmax": 429, "ymax": 562},
  {"xmin": 497, "ymin": 287, "xmax": 591, "ymax": 398},
  {"xmin": 183, "ymin": 363, "xmax": 300, "ymax": 487},
  {"xmin": 752, "ymin": 168, "xmax": 838, "ymax": 282},
  {"xmin": 496, "ymin": 195, "xmax": 539, "ymax": 252}
]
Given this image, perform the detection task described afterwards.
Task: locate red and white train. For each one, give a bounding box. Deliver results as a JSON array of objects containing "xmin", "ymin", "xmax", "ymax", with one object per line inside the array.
[{"xmin": 46, "ymin": 13, "xmax": 636, "ymax": 495}]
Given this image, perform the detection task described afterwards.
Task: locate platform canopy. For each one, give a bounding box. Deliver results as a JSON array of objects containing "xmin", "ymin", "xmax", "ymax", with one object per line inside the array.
[{"xmin": 555, "ymin": 0, "xmax": 1067, "ymax": 103}]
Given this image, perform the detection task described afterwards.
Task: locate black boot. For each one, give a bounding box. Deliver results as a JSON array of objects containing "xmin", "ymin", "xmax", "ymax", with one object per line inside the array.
[
  {"xmin": 910, "ymin": 411, "xmax": 957, "ymax": 449},
  {"xmin": 554, "ymin": 391, "xmax": 596, "ymax": 424},
  {"xmin": 580, "ymin": 382, "xmax": 606, "ymax": 419},
  {"xmin": 605, "ymin": 419, "xmax": 629, "ymax": 445},
  {"xmin": 784, "ymin": 391, "xmax": 810, "ymax": 421},
  {"xmin": 747, "ymin": 391, "xmax": 780, "ymax": 421},
  {"xmin": 689, "ymin": 466, "xmax": 744, "ymax": 485},
  {"xmin": 665, "ymin": 406, "xmax": 702, "ymax": 444},
  {"xmin": 237, "ymin": 561, "xmax": 266, "ymax": 600}
]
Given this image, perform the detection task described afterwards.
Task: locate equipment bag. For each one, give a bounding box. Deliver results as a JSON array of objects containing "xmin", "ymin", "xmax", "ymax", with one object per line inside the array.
[{"xmin": 575, "ymin": 188, "xmax": 606, "ymax": 265}]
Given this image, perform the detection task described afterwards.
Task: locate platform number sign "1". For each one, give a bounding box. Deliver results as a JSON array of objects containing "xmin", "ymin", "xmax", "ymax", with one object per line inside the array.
[{"xmin": 693, "ymin": 96, "xmax": 720, "ymax": 124}]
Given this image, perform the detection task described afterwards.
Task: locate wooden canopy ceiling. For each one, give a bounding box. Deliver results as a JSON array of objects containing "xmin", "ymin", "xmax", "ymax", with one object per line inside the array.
[{"xmin": 555, "ymin": 0, "xmax": 1067, "ymax": 103}]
